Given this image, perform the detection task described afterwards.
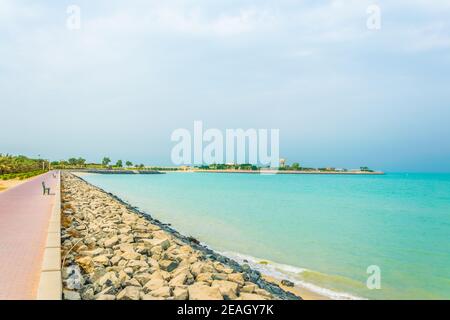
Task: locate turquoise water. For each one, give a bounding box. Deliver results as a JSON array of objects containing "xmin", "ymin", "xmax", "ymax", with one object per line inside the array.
[{"xmin": 81, "ymin": 172, "xmax": 450, "ymax": 299}]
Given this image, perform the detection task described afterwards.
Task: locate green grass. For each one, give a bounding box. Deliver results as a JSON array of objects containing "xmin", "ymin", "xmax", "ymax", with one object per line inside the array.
[{"xmin": 0, "ymin": 170, "xmax": 48, "ymax": 181}]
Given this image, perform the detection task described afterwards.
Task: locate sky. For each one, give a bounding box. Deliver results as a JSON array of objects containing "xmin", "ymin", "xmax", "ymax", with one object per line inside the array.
[{"xmin": 1, "ymin": 0, "xmax": 450, "ymax": 172}]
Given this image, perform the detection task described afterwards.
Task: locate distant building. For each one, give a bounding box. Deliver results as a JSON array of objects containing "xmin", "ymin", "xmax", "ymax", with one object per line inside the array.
[{"xmin": 279, "ymin": 158, "xmax": 286, "ymax": 168}]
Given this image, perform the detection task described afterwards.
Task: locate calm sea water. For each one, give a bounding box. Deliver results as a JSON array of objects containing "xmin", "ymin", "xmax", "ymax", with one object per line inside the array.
[{"xmin": 80, "ymin": 172, "xmax": 450, "ymax": 299}]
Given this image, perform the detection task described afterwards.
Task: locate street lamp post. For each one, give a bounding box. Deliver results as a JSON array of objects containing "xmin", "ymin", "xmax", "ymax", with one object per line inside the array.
[{"xmin": 38, "ymin": 154, "xmax": 45, "ymax": 171}]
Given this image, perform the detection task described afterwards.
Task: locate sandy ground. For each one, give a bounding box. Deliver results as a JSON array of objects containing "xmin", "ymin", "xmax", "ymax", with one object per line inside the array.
[
  {"xmin": 262, "ymin": 275, "xmax": 329, "ymax": 300},
  {"xmin": 0, "ymin": 179, "xmax": 30, "ymax": 192}
]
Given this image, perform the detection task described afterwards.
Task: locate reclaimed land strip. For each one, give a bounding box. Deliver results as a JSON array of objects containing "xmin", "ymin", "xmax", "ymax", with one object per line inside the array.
[
  {"xmin": 61, "ymin": 172, "xmax": 300, "ymax": 300},
  {"xmin": 193, "ymin": 170, "xmax": 384, "ymax": 175},
  {"xmin": 80, "ymin": 170, "xmax": 164, "ymax": 175}
]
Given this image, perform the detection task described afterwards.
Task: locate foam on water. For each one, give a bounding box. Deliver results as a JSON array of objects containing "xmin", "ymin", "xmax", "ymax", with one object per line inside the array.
[{"xmin": 221, "ymin": 250, "xmax": 365, "ymax": 300}]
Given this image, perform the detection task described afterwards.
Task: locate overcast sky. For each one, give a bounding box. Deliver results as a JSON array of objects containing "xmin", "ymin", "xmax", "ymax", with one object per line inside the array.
[{"xmin": 1, "ymin": 0, "xmax": 450, "ymax": 171}]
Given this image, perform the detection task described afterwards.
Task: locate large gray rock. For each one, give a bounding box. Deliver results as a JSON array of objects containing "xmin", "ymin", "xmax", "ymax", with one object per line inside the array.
[{"xmin": 63, "ymin": 265, "xmax": 85, "ymax": 290}]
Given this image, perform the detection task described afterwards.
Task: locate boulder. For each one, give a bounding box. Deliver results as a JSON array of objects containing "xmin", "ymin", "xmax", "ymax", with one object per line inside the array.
[
  {"xmin": 118, "ymin": 243, "xmax": 135, "ymax": 253},
  {"xmin": 124, "ymin": 267, "xmax": 134, "ymax": 275},
  {"xmin": 150, "ymin": 245, "xmax": 163, "ymax": 256},
  {"xmin": 134, "ymin": 273, "xmax": 153, "ymax": 286},
  {"xmin": 127, "ymin": 260, "xmax": 149, "ymax": 270},
  {"xmin": 119, "ymin": 227, "xmax": 131, "ymax": 234},
  {"xmin": 152, "ymin": 230, "xmax": 170, "ymax": 240},
  {"xmin": 201, "ymin": 263, "xmax": 215, "ymax": 274},
  {"xmin": 81, "ymin": 248, "xmax": 104, "ymax": 257},
  {"xmin": 255, "ymin": 288, "xmax": 272, "ymax": 297},
  {"xmin": 116, "ymin": 286, "xmax": 141, "ymax": 300},
  {"xmin": 117, "ymin": 270, "xmax": 129, "ymax": 282},
  {"xmin": 173, "ymin": 287, "xmax": 189, "ymax": 300},
  {"xmin": 190, "ymin": 262, "xmax": 203, "ymax": 276},
  {"xmin": 281, "ymin": 279, "xmax": 295, "ymax": 287},
  {"xmin": 160, "ymin": 270, "xmax": 171, "ymax": 281},
  {"xmin": 237, "ymin": 292, "xmax": 268, "ymax": 300},
  {"xmin": 241, "ymin": 284, "xmax": 257, "ymax": 293},
  {"xmin": 169, "ymin": 272, "xmax": 187, "ymax": 287},
  {"xmin": 223, "ymin": 267, "xmax": 234, "ymax": 274},
  {"xmin": 150, "ymin": 286, "xmax": 171, "ymax": 298},
  {"xmin": 196, "ymin": 272, "xmax": 213, "ymax": 282},
  {"xmin": 63, "ymin": 289, "xmax": 81, "ymax": 300},
  {"xmin": 147, "ymin": 224, "xmax": 161, "ymax": 232},
  {"xmin": 90, "ymin": 268, "xmax": 107, "ymax": 283},
  {"xmin": 110, "ymin": 255, "xmax": 122, "ymax": 265},
  {"xmin": 122, "ymin": 213, "xmax": 137, "ymax": 223},
  {"xmin": 213, "ymin": 262, "xmax": 226, "ymax": 273},
  {"xmin": 146, "ymin": 238, "xmax": 170, "ymax": 250},
  {"xmin": 75, "ymin": 256, "xmax": 94, "ymax": 273},
  {"xmin": 81, "ymin": 287, "xmax": 95, "ymax": 300},
  {"xmin": 212, "ymin": 273, "xmax": 228, "ymax": 281},
  {"xmin": 144, "ymin": 278, "xmax": 166, "ymax": 292},
  {"xmin": 211, "ymin": 280, "xmax": 238, "ymax": 299},
  {"xmin": 147, "ymin": 257, "xmax": 159, "ymax": 268},
  {"xmin": 118, "ymin": 260, "xmax": 127, "ymax": 267},
  {"xmin": 227, "ymin": 273, "xmax": 245, "ymax": 286},
  {"xmin": 124, "ymin": 278, "xmax": 142, "ymax": 287},
  {"xmin": 148, "ymin": 271, "xmax": 164, "ymax": 281},
  {"xmin": 159, "ymin": 259, "xmax": 178, "ymax": 272},
  {"xmin": 92, "ymin": 255, "xmax": 110, "ymax": 266},
  {"xmin": 121, "ymin": 251, "xmax": 141, "ymax": 260},
  {"xmin": 104, "ymin": 236, "xmax": 119, "ymax": 248},
  {"xmin": 63, "ymin": 265, "xmax": 85, "ymax": 290},
  {"xmin": 179, "ymin": 245, "xmax": 192, "ymax": 254},
  {"xmin": 97, "ymin": 271, "xmax": 119, "ymax": 288},
  {"xmin": 188, "ymin": 283, "xmax": 223, "ymax": 300}
]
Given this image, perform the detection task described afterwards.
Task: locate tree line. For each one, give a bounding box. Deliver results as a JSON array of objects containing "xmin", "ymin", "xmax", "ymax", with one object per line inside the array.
[
  {"xmin": 0, "ymin": 154, "xmax": 45, "ymax": 175},
  {"xmin": 50, "ymin": 157, "xmax": 145, "ymax": 169}
]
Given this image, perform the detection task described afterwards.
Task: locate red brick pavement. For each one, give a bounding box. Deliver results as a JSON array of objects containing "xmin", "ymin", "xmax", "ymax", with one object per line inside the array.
[{"xmin": 0, "ymin": 171, "xmax": 59, "ymax": 299}]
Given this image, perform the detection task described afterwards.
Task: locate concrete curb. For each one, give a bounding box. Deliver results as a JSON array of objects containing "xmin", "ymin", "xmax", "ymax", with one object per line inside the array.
[{"xmin": 37, "ymin": 171, "xmax": 62, "ymax": 300}]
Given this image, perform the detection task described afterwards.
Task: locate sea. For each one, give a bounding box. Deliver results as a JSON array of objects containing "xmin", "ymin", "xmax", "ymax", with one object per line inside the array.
[{"xmin": 79, "ymin": 172, "xmax": 450, "ymax": 299}]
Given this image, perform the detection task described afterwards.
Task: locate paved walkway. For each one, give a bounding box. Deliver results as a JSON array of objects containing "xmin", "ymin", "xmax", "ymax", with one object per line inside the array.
[{"xmin": 0, "ymin": 171, "xmax": 59, "ymax": 299}]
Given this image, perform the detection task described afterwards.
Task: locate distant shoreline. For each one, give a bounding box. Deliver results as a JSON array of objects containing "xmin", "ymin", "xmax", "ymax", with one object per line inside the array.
[
  {"xmin": 190, "ymin": 169, "xmax": 385, "ymax": 175},
  {"xmin": 70, "ymin": 169, "xmax": 384, "ymax": 175}
]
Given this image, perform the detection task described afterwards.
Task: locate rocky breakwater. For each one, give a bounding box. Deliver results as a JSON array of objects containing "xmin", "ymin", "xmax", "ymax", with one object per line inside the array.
[{"xmin": 60, "ymin": 172, "xmax": 300, "ymax": 300}]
